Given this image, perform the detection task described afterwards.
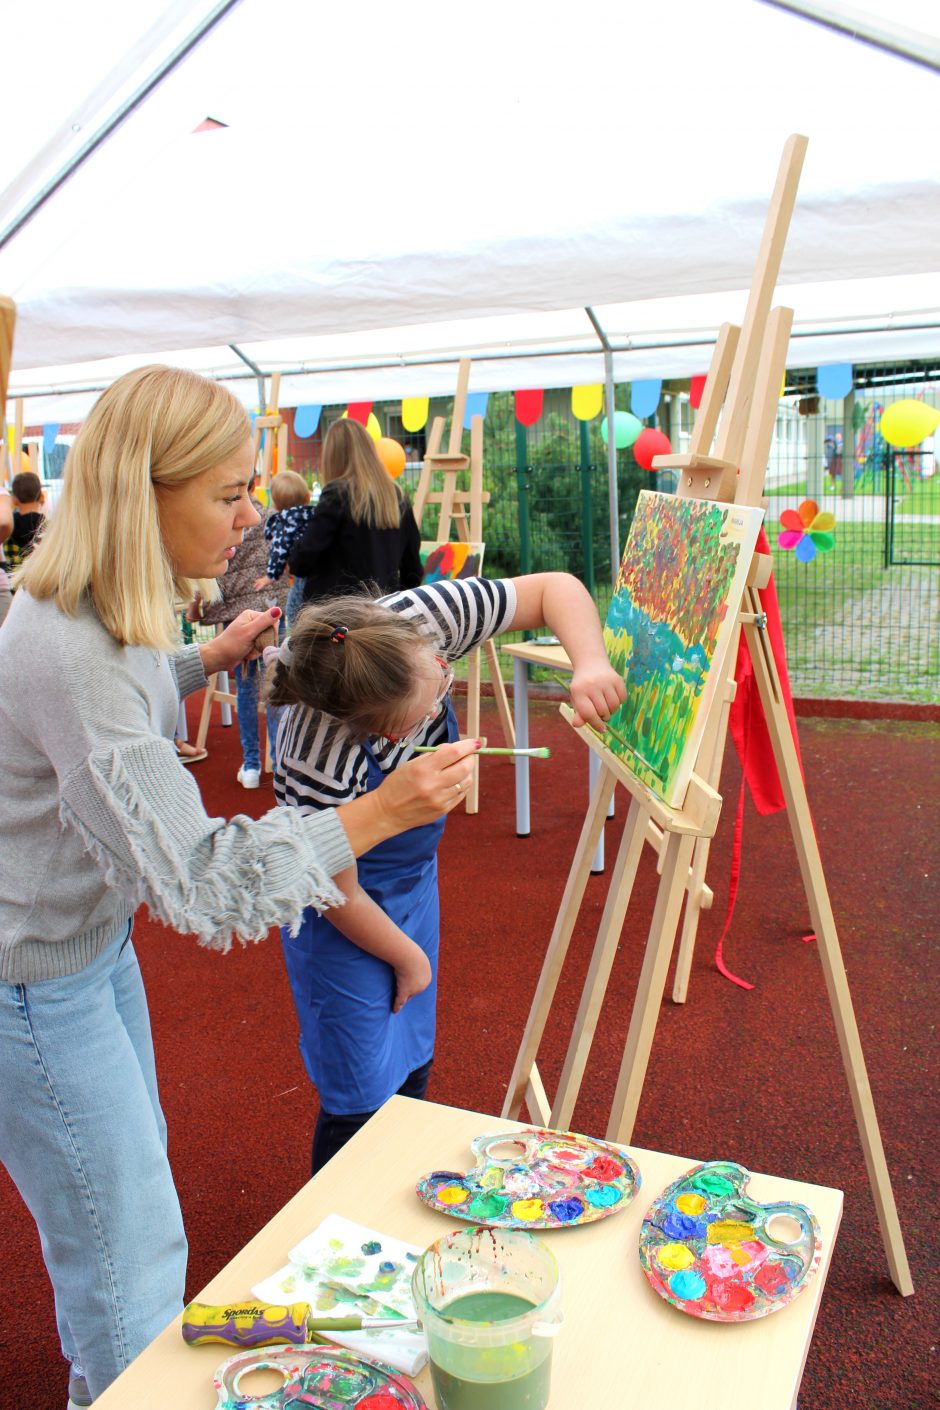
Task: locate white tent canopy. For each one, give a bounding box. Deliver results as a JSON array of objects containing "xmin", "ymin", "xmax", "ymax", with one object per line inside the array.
[{"xmin": 2, "ymin": 0, "xmax": 939, "ymax": 420}]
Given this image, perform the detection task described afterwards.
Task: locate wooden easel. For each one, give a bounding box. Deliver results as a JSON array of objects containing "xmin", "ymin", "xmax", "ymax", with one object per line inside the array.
[
  {"xmin": 0, "ymin": 300, "xmax": 16, "ymax": 481},
  {"xmin": 412, "ymin": 359, "xmax": 514, "ymax": 813},
  {"xmin": 193, "ymin": 373, "xmax": 286, "ymax": 770},
  {"xmin": 502, "ymin": 135, "xmax": 913, "ymax": 1297}
]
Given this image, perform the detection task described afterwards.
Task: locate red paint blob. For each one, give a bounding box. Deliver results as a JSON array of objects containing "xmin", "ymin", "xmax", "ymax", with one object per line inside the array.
[
  {"xmin": 754, "ymin": 1261, "xmax": 790, "ymax": 1295},
  {"xmin": 358, "ymin": 1393, "xmax": 403, "ymax": 1409},
  {"xmin": 710, "ymin": 1278, "xmax": 755, "ymax": 1313},
  {"xmin": 583, "ymin": 1155, "xmax": 623, "ymax": 1182}
]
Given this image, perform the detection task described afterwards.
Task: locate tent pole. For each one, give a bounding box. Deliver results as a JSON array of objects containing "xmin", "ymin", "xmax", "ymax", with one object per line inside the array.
[
  {"xmin": 585, "ymin": 307, "xmax": 620, "ymax": 582},
  {"xmin": 228, "ymin": 344, "xmax": 267, "ymax": 418}
]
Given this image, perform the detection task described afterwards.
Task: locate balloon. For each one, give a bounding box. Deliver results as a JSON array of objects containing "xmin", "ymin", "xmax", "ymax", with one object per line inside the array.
[
  {"xmin": 341, "ymin": 408, "xmax": 382, "ymax": 441},
  {"xmin": 402, "ymin": 396, "xmax": 429, "ymax": 432},
  {"xmin": 633, "ymin": 427, "xmax": 672, "ymax": 470},
  {"xmin": 376, "ymin": 436, "xmax": 406, "ymax": 478},
  {"xmin": 880, "ymin": 399, "xmax": 940, "ymax": 448},
  {"xmin": 571, "ymin": 385, "xmax": 603, "ymax": 421},
  {"xmin": 600, "ymin": 410, "xmax": 642, "ymax": 449}
]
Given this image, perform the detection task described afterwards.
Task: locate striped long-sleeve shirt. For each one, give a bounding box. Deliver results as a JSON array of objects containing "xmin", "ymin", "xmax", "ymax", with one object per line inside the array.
[{"xmin": 274, "ymin": 577, "xmax": 516, "ymax": 812}]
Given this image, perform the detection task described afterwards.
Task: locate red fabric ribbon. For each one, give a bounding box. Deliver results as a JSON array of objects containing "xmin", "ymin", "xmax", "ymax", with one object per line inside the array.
[{"xmin": 715, "ymin": 528, "xmax": 805, "ymax": 986}]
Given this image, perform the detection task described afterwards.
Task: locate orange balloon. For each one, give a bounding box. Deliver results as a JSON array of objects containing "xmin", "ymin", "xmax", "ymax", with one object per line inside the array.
[{"xmin": 376, "ymin": 436, "xmax": 406, "ymax": 478}]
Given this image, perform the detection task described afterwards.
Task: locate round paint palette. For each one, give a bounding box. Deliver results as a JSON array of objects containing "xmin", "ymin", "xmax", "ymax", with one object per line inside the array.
[
  {"xmin": 416, "ymin": 1126, "xmax": 640, "ymax": 1229},
  {"xmin": 213, "ymin": 1344, "xmax": 428, "ymax": 1409},
  {"xmin": 638, "ymin": 1160, "xmax": 822, "ymax": 1322}
]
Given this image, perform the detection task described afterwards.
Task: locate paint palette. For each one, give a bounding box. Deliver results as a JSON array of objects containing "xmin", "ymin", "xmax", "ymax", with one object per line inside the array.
[
  {"xmin": 416, "ymin": 1127, "xmax": 640, "ymax": 1229},
  {"xmin": 638, "ymin": 1160, "xmax": 822, "ymax": 1322},
  {"xmin": 213, "ymin": 1344, "xmax": 428, "ymax": 1409}
]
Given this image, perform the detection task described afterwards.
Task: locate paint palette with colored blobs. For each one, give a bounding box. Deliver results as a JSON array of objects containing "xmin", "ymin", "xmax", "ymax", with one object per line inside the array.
[
  {"xmin": 416, "ymin": 1127, "xmax": 640, "ymax": 1229},
  {"xmin": 213, "ymin": 1344, "xmax": 428, "ymax": 1409},
  {"xmin": 638, "ymin": 1160, "xmax": 822, "ymax": 1322}
]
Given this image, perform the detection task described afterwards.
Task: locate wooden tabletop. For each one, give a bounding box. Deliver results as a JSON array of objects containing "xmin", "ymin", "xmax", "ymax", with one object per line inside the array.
[
  {"xmin": 501, "ymin": 640, "xmax": 572, "ymax": 673},
  {"xmin": 95, "ymin": 1097, "xmax": 842, "ymax": 1410}
]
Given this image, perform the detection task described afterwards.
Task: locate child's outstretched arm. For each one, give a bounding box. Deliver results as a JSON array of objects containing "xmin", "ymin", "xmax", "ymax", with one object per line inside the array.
[
  {"xmin": 508, "ymin": 572, "xmax": 626, "ymax": 730},
  {"xmin": 325, "ymin": 864, "xmax": 432, "ymax": 1013}
]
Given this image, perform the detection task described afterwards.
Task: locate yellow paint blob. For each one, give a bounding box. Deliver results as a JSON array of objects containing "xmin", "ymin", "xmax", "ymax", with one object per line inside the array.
[
  {"xmin": 656, "ymin": 1242, "xmax": 697, "ymax": 1271},
  {"xmin": 675, "ymin": 1193, "xmax": 707, "ymax": 1216},
  {"xmin": 511, "ymin": 1199, "xmax": 545, "ymax": 1222},
  {"xmin": 707, "ymin": 1220, "xmax": 755, "ymax": 1247},
  {"xmin": 437, "ymin": 1185, "xmax": 470, "ymax": 1205}
]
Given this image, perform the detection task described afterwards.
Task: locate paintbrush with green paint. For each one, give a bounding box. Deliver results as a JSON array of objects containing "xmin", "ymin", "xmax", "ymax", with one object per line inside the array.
[
  {"xmin": 181, "ymin": 1297, "xmax": 418, "ymax": 1348},
  {"xmin": 413, "ymin": 745, "xmax": 550, "ymax": 758}
]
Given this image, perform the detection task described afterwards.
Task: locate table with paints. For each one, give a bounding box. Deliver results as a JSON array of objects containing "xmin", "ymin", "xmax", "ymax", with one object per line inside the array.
[{"xmin": 93, "ymin": 1096, "xmax": 842, "ymax": 1410}]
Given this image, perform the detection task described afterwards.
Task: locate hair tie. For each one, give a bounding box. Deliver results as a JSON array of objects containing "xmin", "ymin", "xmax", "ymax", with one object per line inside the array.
[
  {"xmin": 262, "ymin": 645, "xmax": 280, "ymax": 669},
  {"xmin": 329, "ymin": 624, "xmax": 349, "ymax": 644},
  {"xmin": 277, "ymin": 638, "xmax": 293, "ymax": 665}
]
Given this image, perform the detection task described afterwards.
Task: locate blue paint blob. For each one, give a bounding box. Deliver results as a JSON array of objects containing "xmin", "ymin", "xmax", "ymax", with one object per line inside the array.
[
  {"xmin": 584, "ymin": 1184, "xmax": 622, "ymax": 1208},
  {"xmin": 361, "ymin": 1241, "xmax": 382, "ymax": 1256},
  {"xmin": 378, "ymin": 1261, "xmax": 396, "ymax": 1275},
  {"xmin": 669, "ymin": 1268, "xmax": 707, "ymax": 1301},
  {"xmin": 548, "ymin": 1197, "xmax": 584, "ymax": 1222},
  {"xmin": 661, "ymin": 1210, "xmax": 707, "ymax": 1240}
]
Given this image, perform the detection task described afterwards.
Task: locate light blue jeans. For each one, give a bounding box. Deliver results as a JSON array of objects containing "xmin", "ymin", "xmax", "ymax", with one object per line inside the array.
[{"xmin": 0, "ymin": 925, "xmax": 187, "ymax": 1399}]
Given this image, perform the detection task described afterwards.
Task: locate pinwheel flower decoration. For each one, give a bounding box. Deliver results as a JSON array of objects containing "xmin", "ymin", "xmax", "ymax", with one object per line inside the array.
[{"xmin": 777, "ymin": 500, "xmax": 835, "ymax": 563}]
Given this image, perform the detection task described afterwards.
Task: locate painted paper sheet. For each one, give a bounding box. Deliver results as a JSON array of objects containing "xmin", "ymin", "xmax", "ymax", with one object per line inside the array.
[
  {"xmin": 251, "ymin": 1212, "xmax": 427, "ymax": 1376},
  {"xmin": 419, "ymin": 541, "xmax": 484, "ymax": 581},
  {"xmin": 603, "ymin": 491, "xmax": 764, "ymax": 806}
]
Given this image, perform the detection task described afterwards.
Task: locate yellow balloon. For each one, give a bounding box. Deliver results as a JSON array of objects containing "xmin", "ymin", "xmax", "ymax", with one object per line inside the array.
[
  {"xmin": 880, "ymin": 399, "xmax": 940, "ymax": 449},
  {"xmin": 366, "ymin": 412, "xmax": 382, "ymax": 441}
]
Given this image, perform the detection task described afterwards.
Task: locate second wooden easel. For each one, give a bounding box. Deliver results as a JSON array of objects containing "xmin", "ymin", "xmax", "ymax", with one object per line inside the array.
[
  {"xmin": 412, "ymin": 359, "xmax": 514, "ymax": 813},
  {"xmin": 501, "ymin": 134, "xmax": 913, "ymax": 1297}
]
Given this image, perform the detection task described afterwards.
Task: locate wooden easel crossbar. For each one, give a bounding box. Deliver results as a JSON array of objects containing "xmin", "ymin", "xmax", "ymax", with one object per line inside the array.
[{"xmin": 501, "ymin": 134, "xmax": 913, "ymax": 1297}]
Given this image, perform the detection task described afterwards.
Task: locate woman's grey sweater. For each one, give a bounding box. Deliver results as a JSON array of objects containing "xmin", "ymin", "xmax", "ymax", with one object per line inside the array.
[{"xmin": 0, "ymin": 591, "xmax": 353, "ymax": 982}]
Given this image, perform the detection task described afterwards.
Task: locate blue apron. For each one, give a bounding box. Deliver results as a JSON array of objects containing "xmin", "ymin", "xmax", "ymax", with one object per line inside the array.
[{"xmin": 281, "ymin": 704, "xmax": 457, "ymax": 1115}]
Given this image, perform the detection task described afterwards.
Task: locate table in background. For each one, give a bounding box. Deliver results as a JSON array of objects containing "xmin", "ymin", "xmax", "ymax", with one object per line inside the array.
[
  {"xmin": 95, "ymin": 1096, "xmax": 843, "ymax": 1410},
  {"xmin": 501, "ymin": 639, "xmax": 612, "ymax": 870}
]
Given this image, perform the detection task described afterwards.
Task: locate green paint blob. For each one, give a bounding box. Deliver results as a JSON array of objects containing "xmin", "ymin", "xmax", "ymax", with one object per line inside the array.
[{"xmin": 467, "ymin": 1191, "xmax": 509, "ymax": 1221}]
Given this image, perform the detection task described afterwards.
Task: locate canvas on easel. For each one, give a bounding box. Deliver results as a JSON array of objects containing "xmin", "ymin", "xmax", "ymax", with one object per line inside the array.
[
  {"xmin": 420, "ymin": 540, "xmax": 485, "ymax": 582},
  {"xmin": 604, "ymin": 492, "xmax": 763, "ymax": 807},
  {"xmin": 501, "ymin": 132, "xmax": 913, "ymax": 1298}
]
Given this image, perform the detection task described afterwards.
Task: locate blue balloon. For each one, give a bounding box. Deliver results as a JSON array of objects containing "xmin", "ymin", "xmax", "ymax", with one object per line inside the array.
[{"xmin": 630, "ymin": 379, "xmax": 662, "ymax": 418}]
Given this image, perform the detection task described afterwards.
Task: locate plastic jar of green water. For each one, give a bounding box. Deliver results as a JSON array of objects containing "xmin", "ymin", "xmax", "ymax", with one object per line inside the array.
[{"xmin": 412, "ymin": 1226, "xmax": 563, "ymax": 1410}]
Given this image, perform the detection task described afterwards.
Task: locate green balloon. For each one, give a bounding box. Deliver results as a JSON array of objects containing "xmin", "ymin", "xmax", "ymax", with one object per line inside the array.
[{"xmin": 601, "ymin": 411, "xmax": 643, "ymax": 449}]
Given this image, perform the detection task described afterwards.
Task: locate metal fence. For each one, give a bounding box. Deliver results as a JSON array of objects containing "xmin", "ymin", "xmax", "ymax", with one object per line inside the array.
[{"xmin": 288, "ymin": 367, "xmax": 940, "ymax": 705}]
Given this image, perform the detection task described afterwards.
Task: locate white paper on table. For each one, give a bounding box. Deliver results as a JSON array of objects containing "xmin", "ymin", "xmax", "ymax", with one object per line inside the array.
[{"xmin": 251, "ymin": 1212, "xmax": 428, "ymax": 1376}]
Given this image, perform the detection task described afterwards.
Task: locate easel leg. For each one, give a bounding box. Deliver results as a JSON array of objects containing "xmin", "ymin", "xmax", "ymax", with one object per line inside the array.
[
  {"xmin": 743, "ymin": 602, "xmax": 913, "ymax": 1295},
  {"xmin": 606, "ymin": 830, "xmax": 697, "ymax": 1145},
  {"xmin": 501, "ymin": 765, "xmax": 617, "ymax": 1120},
  {"xmin": 552, "ymin": 797, "xmax": 647, "ymax": 1130},
  {"xmin": 483, "ymin": 638, "xmax": 515, "ymax": 748}
]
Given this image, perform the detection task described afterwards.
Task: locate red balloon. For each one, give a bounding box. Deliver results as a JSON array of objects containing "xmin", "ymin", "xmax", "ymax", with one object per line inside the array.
[{"xmin": 633, "ymin": 427, "xmax": 672, "ymax": 471}]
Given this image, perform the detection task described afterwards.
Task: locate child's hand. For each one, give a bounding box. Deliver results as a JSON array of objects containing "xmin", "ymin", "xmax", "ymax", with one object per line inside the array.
[
  {"xmin": 393, "ymin": 943, "xmax": 432, "ymax": 1013},
  {"xmin": 253, "ymin": 575, "xmax": 274, "ymax": 591},
  {"xmin": 568, "ymin": 659, "xmax": 627, "ymax": 732},
  {"xmin": 184, "ymin": 591, "xmax": 203, "ymax": 624}
]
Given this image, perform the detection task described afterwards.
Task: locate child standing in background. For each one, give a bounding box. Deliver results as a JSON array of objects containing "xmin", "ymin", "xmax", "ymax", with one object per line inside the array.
[
  {"xmin": 253, "ymin": 470, "xmax": 315, "ymax": 626},
  {"xmin": 4, "ymin": 472, "xmax": 46, "ymax": 572}
]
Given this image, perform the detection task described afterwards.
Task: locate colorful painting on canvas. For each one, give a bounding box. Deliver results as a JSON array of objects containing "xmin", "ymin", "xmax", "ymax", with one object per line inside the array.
[
  {"xmin": 603, "ymin": 491, "xmax": 764, "ymax": 806},
  {"xmin": 420, "ymin": 541, "xmax": 484, "ymax": 581}
]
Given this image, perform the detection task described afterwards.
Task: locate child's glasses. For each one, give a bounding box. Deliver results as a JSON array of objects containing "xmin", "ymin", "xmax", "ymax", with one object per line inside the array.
[{"xmin": 380, "ymin": 656, "xmax": 455, "ymax": 748}]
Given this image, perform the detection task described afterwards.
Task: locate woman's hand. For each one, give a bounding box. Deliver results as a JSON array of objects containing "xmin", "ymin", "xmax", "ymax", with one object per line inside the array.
[
  {"xmin": 339, "ymin": 738, "xmax": 479, "ymax": 856},
  {"xmin": 568, "ymin": 659, "xmax": 627, "ymax": 731},
  {"xmin": 393, "ymin": 943, "xmax": 433, "ymax": 1013},
  {"xmin": 198, "ymin": 607, "xmax": 281, "ymax": 675}
]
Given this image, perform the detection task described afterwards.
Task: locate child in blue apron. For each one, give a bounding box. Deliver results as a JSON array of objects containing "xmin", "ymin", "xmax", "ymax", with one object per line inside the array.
[{"xmin": 268, "ymin": 573, "xmax": 626, "ymax": 1171}]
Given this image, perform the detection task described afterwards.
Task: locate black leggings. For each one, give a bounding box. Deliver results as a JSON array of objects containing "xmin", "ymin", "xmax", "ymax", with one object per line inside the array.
[{"xmin": 311, "ymin": 1058, "xmax": 433, "ymax": 1175}]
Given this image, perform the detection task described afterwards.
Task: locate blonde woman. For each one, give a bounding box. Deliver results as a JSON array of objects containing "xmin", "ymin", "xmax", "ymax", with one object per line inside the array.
[
  {"xmin": 0, "ymin": 366, "xmax": 476, "ymax": 1408},
  {"xmin": 287, "ymin": 416, "xmax": 423, "ymax": 603}
]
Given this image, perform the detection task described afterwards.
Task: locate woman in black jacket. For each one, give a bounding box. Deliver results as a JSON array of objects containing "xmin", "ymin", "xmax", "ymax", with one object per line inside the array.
[{"xmin": 289, "ymin": 419, "xmax": 423, "ymax": 601}]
